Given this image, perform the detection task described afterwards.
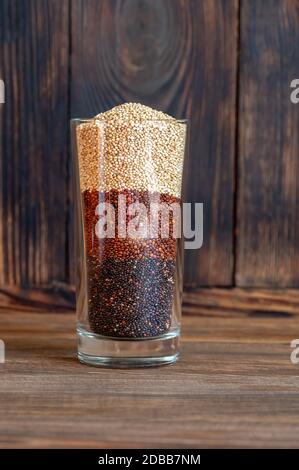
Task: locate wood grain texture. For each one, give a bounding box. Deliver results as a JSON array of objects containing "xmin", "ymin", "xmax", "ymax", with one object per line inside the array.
[
  {"xmin": 236, "ymin": 0, "xmax": 299, "ymax": 287},
  {"xmin": 184, "ymin": 288, "xmax": 299, "ymax": 316},
  {"xmin": 1, "ymin": 0, "xmax": 299, "ymax": 294},
  {"xmin": 0, "ymin": 284, "xmax": 75, "ymax": 313},
  {"xmin": 1, "ymin": 310, "xmax": 299, "ymax": 448},
  {"xmin": 0, "ymin": 0, "xmax": 70, "ymax": 287},
  {"xmin": 71, "ymin": 0, "xmax": 239, "ymax": 287},
  {"xmin": 1, "ymin": 284, "xmax": 298, "ymax": 319}
]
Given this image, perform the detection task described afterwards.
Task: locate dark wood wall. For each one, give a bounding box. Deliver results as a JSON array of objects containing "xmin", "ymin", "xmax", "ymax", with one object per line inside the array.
[{"xmin": 0, "ymin": 0, "xmax": 299, "ymax": 308}]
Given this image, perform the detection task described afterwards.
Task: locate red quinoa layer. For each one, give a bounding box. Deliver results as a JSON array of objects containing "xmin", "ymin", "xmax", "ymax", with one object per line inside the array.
[{"xmin": 82, "ymin": 189, "xmax": 181, "ymax": 261}]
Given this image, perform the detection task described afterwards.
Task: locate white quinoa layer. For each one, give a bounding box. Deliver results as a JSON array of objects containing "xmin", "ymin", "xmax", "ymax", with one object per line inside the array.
[{"xmin": 76, "ymin": 103, "xmax": 186, "ymax": 198}]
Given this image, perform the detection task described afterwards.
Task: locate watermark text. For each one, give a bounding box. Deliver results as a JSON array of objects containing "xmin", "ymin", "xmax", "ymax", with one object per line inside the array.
[
  {"xmin": 290, "ymin": 339, "xmax": 299, "ymax": 364},
  {"xmin": 94, "ymin": 197, "xmax": 203, "ymax": 250},
  {"xmin": 0, "ymin": 79, "xmax": 4, "ymax": 104},
  {"xmin": 0, "ymin": 339, "xmax": 5, "ymax": 364},
  {"xmin": 290, "ymin": 79, "xmax": 299, "ymax": 104}
]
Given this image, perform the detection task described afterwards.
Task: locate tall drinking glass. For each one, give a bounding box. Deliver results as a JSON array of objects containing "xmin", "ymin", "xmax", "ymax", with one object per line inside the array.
[{"xmin": 71, "ymin": 112, "xmax": 188, "ymax": 367}]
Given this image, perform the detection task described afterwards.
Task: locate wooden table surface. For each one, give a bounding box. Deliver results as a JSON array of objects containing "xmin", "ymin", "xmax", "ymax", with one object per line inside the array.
[{"xmin": 0, "ymin": 309, "xmax": 299, "ymax": 448}]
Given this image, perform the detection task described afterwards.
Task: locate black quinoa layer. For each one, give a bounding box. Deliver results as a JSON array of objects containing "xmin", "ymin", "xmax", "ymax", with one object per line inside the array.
[{"xmin": 87, "ymin": 256, "xmax": 175, "ymax": 338}]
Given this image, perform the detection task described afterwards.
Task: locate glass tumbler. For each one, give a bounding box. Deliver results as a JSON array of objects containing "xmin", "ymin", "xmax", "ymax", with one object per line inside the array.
[{"xmin": 71, "ymin": 116, "xmax": 188, "ymax": 367}]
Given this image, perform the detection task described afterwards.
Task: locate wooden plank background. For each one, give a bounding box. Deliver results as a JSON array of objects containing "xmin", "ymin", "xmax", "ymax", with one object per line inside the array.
[
  {"xmin": 0, "ymin": 0, "xmax": 298, "ymax": 305},
  {"xmin": 71, "ymin": 0, "xmax": 238, "ymax": 287},
  {"xmin": 0, "ymin": 0, "xmax": 69, "ymax": 287},
  {"xmin": 237, "ymin": 0, "xmax": 299, "ymax": 287}
]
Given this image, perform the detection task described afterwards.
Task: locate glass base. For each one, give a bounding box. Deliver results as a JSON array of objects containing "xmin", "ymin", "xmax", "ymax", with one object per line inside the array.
[{"xmin": 77, "ymin": 326, "xmax": 180, "ymax": 368}]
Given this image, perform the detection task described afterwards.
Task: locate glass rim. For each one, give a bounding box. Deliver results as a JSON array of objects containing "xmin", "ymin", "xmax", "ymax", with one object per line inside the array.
[{"xmin": 71, "ymin": 117, "xmax": 189, "ymax": 124}]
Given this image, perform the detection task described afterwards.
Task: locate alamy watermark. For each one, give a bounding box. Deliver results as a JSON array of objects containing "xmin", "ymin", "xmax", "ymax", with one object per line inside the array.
[
  {"xmin": 290, "ymin": 339, "xmax": 299, "ymax": 364},
  {"xmin": 94, "ymin": 197, "xmax": 203, "ymax": 250},
  {"xmin": 290, "ymin": 79, "xmax": 299, "ymax": 104},
  {"xmin": 0, "ymin": 339, "xmax": 4, "ymax": 364},
  {"xmin": 0, "ymin": 79, "xmax": 4, "ymax": 104}
]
